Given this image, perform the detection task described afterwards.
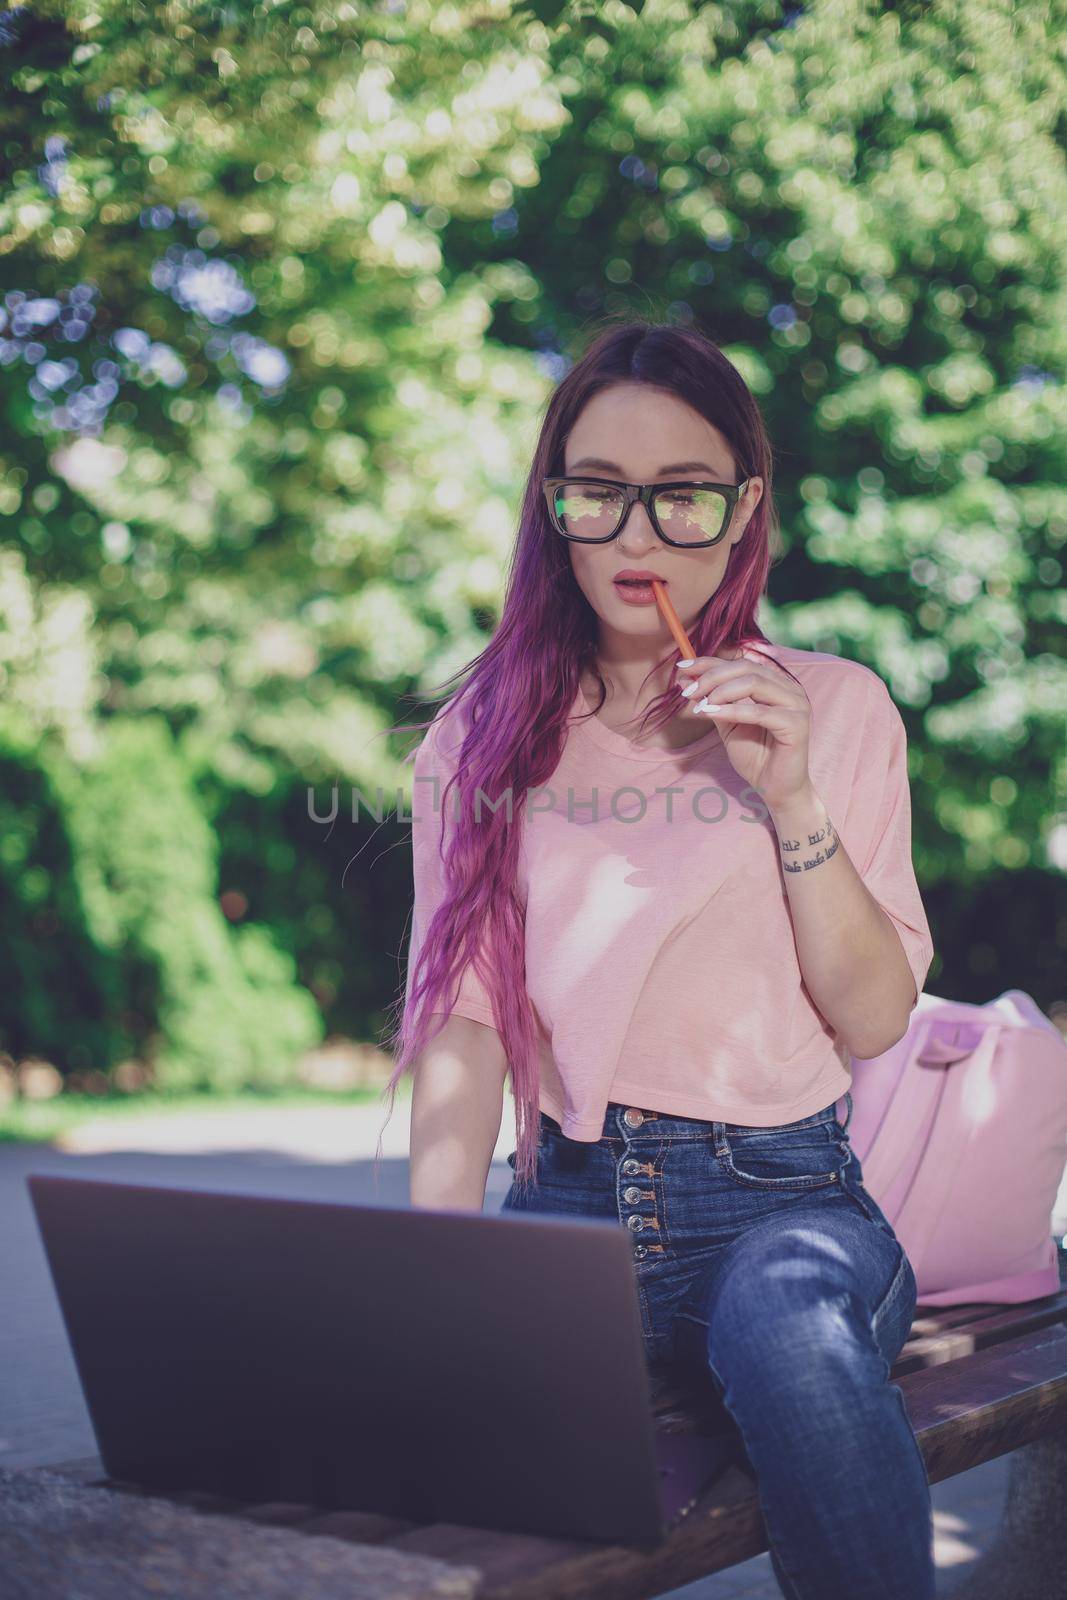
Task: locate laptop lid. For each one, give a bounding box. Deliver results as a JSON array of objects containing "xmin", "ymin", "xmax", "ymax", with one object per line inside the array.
[{"xmin": 26, "ymin": 1173, "xmax": 727, "ymax": 1545}]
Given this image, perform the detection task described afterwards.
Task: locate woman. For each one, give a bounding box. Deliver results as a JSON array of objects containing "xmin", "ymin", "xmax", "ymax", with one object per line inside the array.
[{"xmin": 382, "ymin": 318, "xmax": 936, "ymax": 1598}]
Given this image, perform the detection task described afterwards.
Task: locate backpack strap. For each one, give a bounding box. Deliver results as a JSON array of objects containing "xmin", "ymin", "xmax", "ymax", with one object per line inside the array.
[{"xmin": 917, "ymin": 1016, "xmax": 988, "ymax": 1065}]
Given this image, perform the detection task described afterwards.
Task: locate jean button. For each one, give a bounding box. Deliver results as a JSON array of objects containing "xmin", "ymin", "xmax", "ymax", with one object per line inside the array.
[
  {"xmin": 623, "ymin": 1185, "xmax": 643, "ymax": 1204},
  {"xmin": 621, "ymin": 1158, "xmax": 641, "ymax": 1175},
  {"xmin": 633, "ymin": 1244, "xmax": 648, "ymax": 1260},
  {"xmin": 624, "ymin": 1107, "xmax": 645, "ymax": 1127},
  {"xmin": 627, "ymin": 1215, "xmax": 645, "ymax": 1232}
]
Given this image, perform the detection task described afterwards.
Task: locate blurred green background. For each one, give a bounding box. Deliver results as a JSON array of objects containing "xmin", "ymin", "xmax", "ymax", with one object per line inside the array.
[{"xmin": 1, "ymin": 0, "xmax": 1064, "ymax": 1112}]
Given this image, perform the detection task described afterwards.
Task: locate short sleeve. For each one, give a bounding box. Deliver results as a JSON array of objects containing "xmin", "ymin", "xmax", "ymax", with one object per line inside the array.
[
  {"xmin": 843, "ymin": 680, "xmax": 935, "ymax": 1010},
  {"xmin": 405, "ymin": 707, "xmax": 498, "ymax": 1029}
]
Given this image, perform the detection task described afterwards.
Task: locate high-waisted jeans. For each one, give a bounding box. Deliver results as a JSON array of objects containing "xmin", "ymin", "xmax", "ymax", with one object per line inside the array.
[{"xmin": 500, "ymin": 1092, "xmax": 935, "ymax": 1600}]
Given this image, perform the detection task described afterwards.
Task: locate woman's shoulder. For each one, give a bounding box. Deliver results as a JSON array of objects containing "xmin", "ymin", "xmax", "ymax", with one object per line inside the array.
[
  {"xmin": 756, "ymin": 640, "xmax": 894, "ymax": 715},
  {"xmin": 408, "ymin": 691, "xmax": 474, "ymax": 773}
]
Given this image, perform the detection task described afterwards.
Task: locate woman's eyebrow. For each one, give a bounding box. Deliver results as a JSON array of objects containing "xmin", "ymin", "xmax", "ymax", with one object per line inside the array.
[{"xmin": 568, "ymin": 456, "xmax": 721, "ymax": 476}]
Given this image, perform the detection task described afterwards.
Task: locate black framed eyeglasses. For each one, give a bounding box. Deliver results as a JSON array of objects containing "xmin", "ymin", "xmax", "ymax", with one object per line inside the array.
[{"xmin": 541, "ymin": 476, "xmax": 750, "ymax": 549}]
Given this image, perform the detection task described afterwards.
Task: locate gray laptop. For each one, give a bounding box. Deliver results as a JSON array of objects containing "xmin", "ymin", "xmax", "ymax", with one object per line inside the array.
[{"xmin": 26, "ymin": 1173, "xmax": 737, "ymax": 1545}]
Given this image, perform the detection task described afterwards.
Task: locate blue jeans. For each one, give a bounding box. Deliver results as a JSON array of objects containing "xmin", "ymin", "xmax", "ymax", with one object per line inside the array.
[{"xmin": 501, "ymin": 1093, "xmax": 934, "ymax": 1599}]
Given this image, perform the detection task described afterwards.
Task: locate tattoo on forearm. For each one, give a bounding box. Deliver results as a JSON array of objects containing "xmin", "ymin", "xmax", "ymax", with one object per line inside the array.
[{"xmin": 780, "ymin": 817, "xmax": 840, "ymax": 873}]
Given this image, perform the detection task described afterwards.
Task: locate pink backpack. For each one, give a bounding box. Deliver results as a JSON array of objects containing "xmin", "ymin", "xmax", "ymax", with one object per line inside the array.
[{"xmin": 843, "ymin": 990, "xmax": 1067, "ymax": 1306}]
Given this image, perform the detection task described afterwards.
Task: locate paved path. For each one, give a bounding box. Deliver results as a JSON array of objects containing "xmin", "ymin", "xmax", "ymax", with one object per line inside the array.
[{"xmin": 3, "ymin": 1097, "xmax": 1011, "ymax": 1596}]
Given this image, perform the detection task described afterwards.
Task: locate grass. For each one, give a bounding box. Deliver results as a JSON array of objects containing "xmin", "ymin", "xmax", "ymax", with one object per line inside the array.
[{"xmin": 0, "ymin": 1083, "xmax": 409, "ymax": 1146}]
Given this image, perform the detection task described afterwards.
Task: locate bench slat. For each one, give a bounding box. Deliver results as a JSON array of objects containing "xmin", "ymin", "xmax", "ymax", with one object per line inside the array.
[
  {"xmin": 893, "ymin": 1296, "xmax": 1067, "ymax": 1374},
  {"xmin": 381, "ymin": 1462, "xmax": 768, "ymax": 1600},
  {"xmin": 898, "ymin": 1324, "xmax": 1067, "ymax": 1482}
]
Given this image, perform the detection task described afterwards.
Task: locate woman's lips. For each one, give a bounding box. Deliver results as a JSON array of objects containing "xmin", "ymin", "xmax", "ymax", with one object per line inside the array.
[{"xmin": 612, "ymin": 577, "xmax": 660, "ymax": 605}]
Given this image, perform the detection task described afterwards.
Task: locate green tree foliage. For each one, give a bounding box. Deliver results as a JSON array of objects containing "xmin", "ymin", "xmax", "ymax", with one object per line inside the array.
[
  {"xmin": 61, "ymin": 714, "xmax": 325, "ymax": 1091},
  {"xmin": 0, "ymin": 705, "xmax": 123, "ymax": 1074},
  {"xmin": 1, "ymin": 0, "xmax": 1064, "ymax": 1084},
  {"xmin": 1, "ymin": 0, "xmax": 559, "ymax": 1081}
]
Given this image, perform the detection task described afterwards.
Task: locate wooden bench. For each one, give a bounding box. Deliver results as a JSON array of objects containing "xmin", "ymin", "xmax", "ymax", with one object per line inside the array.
[{"xmin": 46, "ymin": 1246, "xmax": 1067, "ymax": 1600}]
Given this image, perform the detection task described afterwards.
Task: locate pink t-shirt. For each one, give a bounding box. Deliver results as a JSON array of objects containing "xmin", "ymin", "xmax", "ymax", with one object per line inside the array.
[{"xmin": 406, "ymin": 640, "xmax": 934, "ymax": 1140}]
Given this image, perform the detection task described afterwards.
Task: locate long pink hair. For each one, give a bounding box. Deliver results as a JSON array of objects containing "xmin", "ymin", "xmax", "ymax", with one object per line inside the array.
[{"xmin": 377, "ymin": 315, "xmax": 794, "ymax": 1191}]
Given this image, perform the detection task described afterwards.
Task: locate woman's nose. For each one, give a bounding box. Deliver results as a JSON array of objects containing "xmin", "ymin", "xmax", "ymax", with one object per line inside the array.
[{"xmin": 614, "ymin": 498, "xmax": 659, "ymax": 547}]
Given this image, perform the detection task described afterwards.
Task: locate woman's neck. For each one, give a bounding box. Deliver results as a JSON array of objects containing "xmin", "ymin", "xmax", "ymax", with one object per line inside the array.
[
  {"xmin": 580, "ymin": 649, "xmax": 743, "ymax": 752},
  {"xmin": 581, "ymin": 645, "xmax": 748, "ymax": 752}
]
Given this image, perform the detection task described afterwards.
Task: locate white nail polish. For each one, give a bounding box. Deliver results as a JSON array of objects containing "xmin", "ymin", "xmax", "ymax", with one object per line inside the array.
[{"xmin": 680, "ymin": 681, "xmax": 701, "ymax": 698}]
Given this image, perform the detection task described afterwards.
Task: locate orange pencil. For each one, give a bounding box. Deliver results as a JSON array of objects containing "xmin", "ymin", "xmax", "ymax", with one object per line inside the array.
[{"xmin": 650, "ymin": 579, "xmax": 696, "ymax": 663}]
